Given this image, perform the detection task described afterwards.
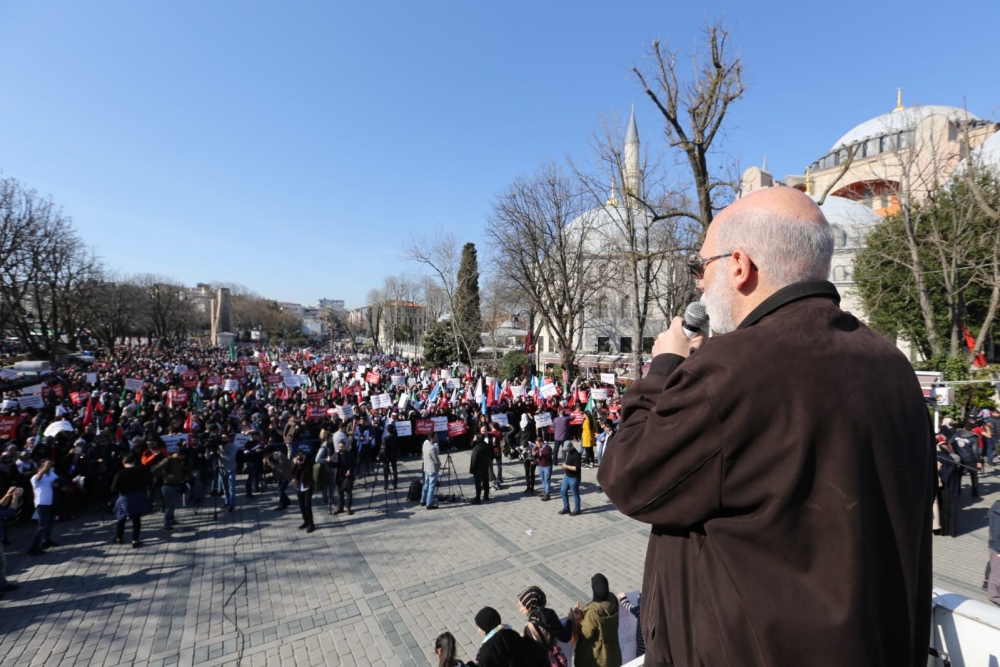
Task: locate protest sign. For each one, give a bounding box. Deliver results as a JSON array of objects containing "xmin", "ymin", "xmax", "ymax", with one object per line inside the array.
[
  {"xmin": 510, "ymin": 385, "xmax": 525, "ymax": 398},
  {"xmin": 124, "ymin": 378, "xmax": 144, "ymax": 392},
  {"xmin": 540, "ymin": 383, "xmax": 558, "ymax": 398},
  {"xmin": 207, "ymin": 375, "xmax": 222, "ymax": 386},
  {"xmin": 534, "ymin": 412, "xmax": 554, "ymax": 428},
  {"xmin": 306, "ymin": 405, "xmax": 326, "ymax": 420},
  {"xmin": 570, "ymin": 410, "xmax": 585, "ymax": 425},
  {"xmin": 21, "ymin": 384, "xmax": 41, "ymax": 395},
  {"xmin": 283, "ymin": 375, "xmax": 302, "ymax": 388},
  {"xmin": 18, "ymin": 395, "xmax": 44, "ymax": 409},
  {"xmin": 0, "ymin": 369, "xmax": 18, "ymax": 381},
  {"xmin": 174, "ymin": 365, "xmax": 188, "ymax": 374},
  {"xmin": 394, "ymin": 420, "xmax": 412, "ymax": 436},
  {"xmin": 266, "ymin": 374, "xmax": 282, "ymax": 385},
  {"xmin": 365, "ymin": 371, "xmax": 381, "ymax": 385},
  {"xmin": 600, "ymin": 373, "xmax": 617, "ymax": 385},
  {"xmin": 182, "ymin": 371, "xmax": 199, "ymax": 389},
  {"xmin": 86, "ymin": 372, "xmax": 98, "ymax": 385},
  {"xmin": 49, "ymin": 385, "xmax": 64, "ymax": 398},
  {"xmin": 161, "ymin": 434, "xmax": 189, "ymax": 453},
  {"xmin": 446, "ymin": 378, "xmax": 462, "ymax": 389},
  {"xmin": 0, "ymin": 415, "xmax": 19, "ymax": 439},
  {"xmin": 0, "ymin": 399, "xmax": 18, "ymax": 411},
  {"xmin": 407, "ymin": 378, "xmax": 417, "ymax": 387},
  {"xmin": 233, "ymin": 434, "xmax": 250, "ymax": 449},
  {"xmin": 223, "ymin": 379, "xmax": 239, "ymax": 392},
  {"xmin": 590, "ymin": 388, "xmax": 608, "ymax": 401},
  {"xmin": 447, "ymin": 420, "xmax": 467, "ymax": 437},
  {"xmin": 168, "ymin": 389, "xmax": 189, "ymax": 406},
  {"xmin": 306, "ymin": 390, "xmax": 323, "ymax": 404},
  {"xmin": 371, "ymin": 393, "xmax": 392, "ymax": 409},
  {"xmin": 233, "ymin": 369, "xmax": 247, "ymax": 379},
  {"xmin": 491, "ymin": 413, "xmax": 509, "ymax": 427},
  {"xmin": 246, "ymin": 365, "xmax": 258, "ymax": 374},
  {"xmin": 431, "ymin": 416, "xmax": 449, "ymax": 432},
  {"xmin": 397, "ymin": 393, "xmax": 408, "ymax": 410},
  {"xmin": 336, "ymin": 405, "xmax": 355, "ymax": 420},
  {"xmin": 440, "ymin": 369, "xmax": 452, "ymax": 379},
  {"xmin": 577, "ymin": 390, "xmax": 588, "ymax": 404},
  {"xmin": 70, "ymin": 391, "xmax": 88, "ymax": 406},
  {"xmin": 290, "ymin": 441, "xmax": 313, "ymax": 456},
  {"xmin": 415, "ymin": 419, "xmax": 434, "ymax": 435},
  {"xmin": 391, "ymin": 375, "xmax": 406, "ymax": 387}
]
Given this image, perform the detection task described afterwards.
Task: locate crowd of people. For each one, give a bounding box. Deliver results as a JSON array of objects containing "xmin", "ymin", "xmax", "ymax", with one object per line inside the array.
[{"xmin": 0, "ymin": 341, "xmax": 628, "ymax": 610}]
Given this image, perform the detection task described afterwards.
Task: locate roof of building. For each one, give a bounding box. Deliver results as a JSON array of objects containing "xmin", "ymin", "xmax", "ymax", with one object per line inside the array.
[
  {"xmin": 975, "ymin": 130, "xmax": 1000, "ymax": 171},
  {"xmin": 831, "ymin": 105, "xmax": 980, "ymax": 151},
  {"xmin": 813, "ymin": 194, "xmax": 882, "ymax": 239}
]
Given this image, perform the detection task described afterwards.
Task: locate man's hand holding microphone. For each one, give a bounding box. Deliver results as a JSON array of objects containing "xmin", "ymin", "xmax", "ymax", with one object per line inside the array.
[{"xmin": 651, "ymin": 301, "xmax": 708, "ymax": 359}]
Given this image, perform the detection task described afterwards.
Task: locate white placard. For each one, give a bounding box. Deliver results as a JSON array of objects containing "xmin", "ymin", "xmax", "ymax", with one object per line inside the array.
[
  {"xmin": 600, "ymin": 373, "xmax": 617, "ymax": 385},
  {"xmin": 86, "ymin": 372, "xmax": 98, "ymax": 385},
  {"xmin": 394, "ymin": 420, "xmax": 412, "ymax": 436},
  {"xmin": 125, "ymin": 378, "xmax": 144, "ymax": 392},
  {"xmin": 446, "ymin": 378, "xmax": 462, "ymax": 389},
  {"xmin": 335, "ymin": 364, "xmax": 344, "ymax": 372},
  {"xmin": 510, "ymin": 385, "xmax": 525, "ymax": 398},
  {"xmin": 407, "ymin": 378, "xmax": 417, "ymax": 387},
  {"xmin": 223, "ymin": 379, "xmax": 240, "ymax": 392},
  {"xmin": 233, "ymin": 433, "xmax": 250, "ymax": 449},
  {"xmin": 391, "ymin": 375, "xmax": 406, "ymax": 387},
  {"xmin": 534, "ymin": 412, "xmax": 553, "ymax": 428},
  {"xmin": 590, "ymin": 388, "xmax": 608, "ymax": 401},
  {"xmin": 283, "ymin": 375, "xmax": 302, "ymax": 388},
  {"xmin": 540, "ymin": 384, "xmax": 558, "ymax": 398},
  {"xmin": 0, "ymin": 369, "xmax": 18, "ymax": 380},
  {"xmin": 19, "ymin": 394, "xmax": 44, "ymax": 409},
  {"xmin": 491, "ymin": 413, "xmax": 509, "ymax": 427},
  {"xmin": 162, "ymin": 434, "xmax": 188, "ymax": 453},
  {"xmin": 397, "ymin": 393, "xmax": 409, "ymax": 410},
  {"xmin": 246, "ymin": 365, "xmax": 258, "ymax": 374},
  {"xmin": 358, "ymin": 364, "xmax": 367, "ymax": 373},
  {"xmin": 1, "ymin": 399, "xmax": 18, "ymax": 410},
  {"xmin": 174, "ymin": 365, "xmax": 188, "ymax": 374},
  {"xmin": 22, "ymin": 384, "xmax": 42, "ymax": 395},
  {"xmin": 431, "ymin": 416, "xmax": 449, "ymax": 432},
  {"xmin": 440, "ymin": 369, "xmax": 451, "ymax": 379},
  {"xmin": 371, "ymin": 393, "xmax": 392, "ymax": 409},
  {"xmin": 336, "ymin": 405, "xmax": 354, "ymax": 420},
  {"xmin": 281, "ymin": 369, "xmax": 295, "ymax": 378}
]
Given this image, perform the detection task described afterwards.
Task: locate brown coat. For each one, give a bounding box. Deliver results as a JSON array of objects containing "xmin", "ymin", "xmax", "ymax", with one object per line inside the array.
[{"xmin": 598, "ymin": 281, "xmax": 934, "ymax": 667}]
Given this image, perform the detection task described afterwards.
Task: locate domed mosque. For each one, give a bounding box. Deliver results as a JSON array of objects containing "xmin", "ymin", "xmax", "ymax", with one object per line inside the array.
[{"xmin": 740, "ymin": 90, "xmax": 1000, "ymax": 347}]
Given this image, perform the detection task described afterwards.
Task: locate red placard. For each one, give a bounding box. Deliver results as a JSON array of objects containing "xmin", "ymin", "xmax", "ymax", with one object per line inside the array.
[
  {"xmin": 70, "ymin": 391, "xmax": 88, "ymax": 406},
  {"xmin": 306, "ymin": 405, "xmax": 326, "ymax": 420},
  {"xmin": 306, "ymin": 390, "xmax": 323, "ymax": 404},
  {"xmin": 266, "ymin": 374, "xmax": 282, "ymax": 385},
  {"xmin": 577, "ymin": 390, "xmax": 588, "ymax": 404},
  {"xmin": 199, "ymin": 366, "xmax": 209, "ymax": 375},
  {"xmin": 234, "ymin": 369, "xmax": 247, "ymax": 379},
  {"xmin": 169, "ymin": 389, "xmax": 189, "ymax": 406},
  {"xmin": 570, "ymin": 410, "xmax": 585, "ymax": 425},
  {"xmin": 414, "ymin": 419, "xmax": 434, "ymax": 435},
  {"xmin": 0, "ymin": 415, "xmax": 18, "ymax": 439},
  {"xmin": 447, "ymin": 420, "xmax": 467, "ymax": 437},
  {"xmin": 182, "ymin": 371, "xmax": 199, "ymax": 389},
  {"xmin": 365, "ymin": 371, "xmax": 381, "ymax": 384},
  {"xmin": 206, "ymin": 375, "xmax": 221, "ymax": 386}
]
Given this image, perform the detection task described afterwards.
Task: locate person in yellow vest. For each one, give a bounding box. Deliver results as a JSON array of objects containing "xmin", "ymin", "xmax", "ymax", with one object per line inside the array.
[{"xmin": 581, "ymin": 413, "xmax": 597, "ymax": 468}]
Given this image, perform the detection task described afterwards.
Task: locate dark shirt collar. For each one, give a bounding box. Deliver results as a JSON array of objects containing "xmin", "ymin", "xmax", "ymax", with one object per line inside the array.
[{"xmin": 736, "ymin": 280, "xmax": 841, "ymax": 331}]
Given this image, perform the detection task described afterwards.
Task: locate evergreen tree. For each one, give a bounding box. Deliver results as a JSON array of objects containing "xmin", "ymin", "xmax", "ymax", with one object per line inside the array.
[
  {"xmin": 422, "ymin": 321, "xmax": 459, "ymax": 368},
  {"xmin": 454, "ymin": 242, "xmax": 482, "ymax": 365}
]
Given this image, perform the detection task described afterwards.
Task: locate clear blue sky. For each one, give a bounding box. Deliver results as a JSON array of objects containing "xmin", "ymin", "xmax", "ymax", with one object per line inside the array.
[{"xmin": 2, "ymin": 1, "xmax": 998, "ymax": 308}]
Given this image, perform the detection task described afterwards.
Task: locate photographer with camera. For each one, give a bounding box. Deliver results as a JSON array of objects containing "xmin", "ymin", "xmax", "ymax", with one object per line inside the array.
[{"xmin": 290, "ymin": 451, "xmax": 315, "ymax": 533}]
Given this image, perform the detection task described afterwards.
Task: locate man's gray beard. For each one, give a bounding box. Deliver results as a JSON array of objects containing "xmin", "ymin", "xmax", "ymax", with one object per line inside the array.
[{"xmin": 703, "ymin": 267, "xmax": 739, "ymax": 335}]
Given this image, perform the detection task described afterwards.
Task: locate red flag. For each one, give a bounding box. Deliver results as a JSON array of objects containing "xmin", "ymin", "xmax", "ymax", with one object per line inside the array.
[
  {"xmin": 184, "ymin": 413, "xmax": 193, "ymax": 433},
  {"xmin": 82, "ymin": 398, "xmax": 93, "ymax": 427},
  {"xmin": 486, "ymin": 380, "xmax": 495, "ymax": 408},
  {"xmin": 963, "ymin": 323, "xmax": 988, "ymax": 368},
  {"xmin": 105, "ymin": 412, "xmax": 113, "ymax": 426},
  {"xmin": 280, "ymin": 386, "xmax": 291, "ymax": 401},
  {"xmin": 524, "ymin": 330, "xmax": 535, "ymax": 354}
]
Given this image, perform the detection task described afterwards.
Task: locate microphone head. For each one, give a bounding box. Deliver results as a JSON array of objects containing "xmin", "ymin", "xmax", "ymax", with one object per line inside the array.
[{"xmin": 683, "ymin": 301, "xmax": 709, "ymax": 333}]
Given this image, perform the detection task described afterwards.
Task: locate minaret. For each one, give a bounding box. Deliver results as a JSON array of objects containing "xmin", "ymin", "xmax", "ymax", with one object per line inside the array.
[{"xmin": 624, "ymin": 106, "xmax": 642, "ymax": 206}]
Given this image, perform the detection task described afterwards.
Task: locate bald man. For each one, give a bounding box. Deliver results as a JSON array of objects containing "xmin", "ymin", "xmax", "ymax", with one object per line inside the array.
[{"xmin": 599, "ymin": 188, "xmax": 933, "ymax": 667}]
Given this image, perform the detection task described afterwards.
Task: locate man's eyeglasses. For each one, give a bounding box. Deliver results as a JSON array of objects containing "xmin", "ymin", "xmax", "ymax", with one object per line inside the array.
[{"xmin": 687, "ymin": 253, "xmax": 733, "ymax": 279}]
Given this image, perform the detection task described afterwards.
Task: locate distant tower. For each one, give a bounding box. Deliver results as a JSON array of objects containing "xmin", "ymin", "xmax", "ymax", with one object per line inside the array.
[
  {"xmin": 212, "ymin": 287, "xmax": 236, "ymax": 346},
  {"xmin": 623, "ymin": 106, "xmax": 643, "ymax": 205}
]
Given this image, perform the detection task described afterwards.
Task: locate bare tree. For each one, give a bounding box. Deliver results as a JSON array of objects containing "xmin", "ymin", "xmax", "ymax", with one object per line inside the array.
[
  {"xmin": 486, "ymin": 162, "xmax": 605, "ymax": 375},
  {"xmin": 632, "ymin": 20, "xmax": 744, "ymax": 233},
  {"xmin": 364, "ymin": 288, "xmax": 386, "ymax": 352},
  {"xmin": 133, "ymin": 274, "xmax": 196, "ymax": 347},
  {"xmin": 81, "ymin": 273, "xmax": 146, "ymax": 348}
]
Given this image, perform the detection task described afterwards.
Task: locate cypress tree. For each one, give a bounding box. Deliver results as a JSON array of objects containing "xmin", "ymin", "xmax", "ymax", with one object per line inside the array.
[{"xmin": 454, "ymin": 243, "xmax": 482, "ymax": 365}]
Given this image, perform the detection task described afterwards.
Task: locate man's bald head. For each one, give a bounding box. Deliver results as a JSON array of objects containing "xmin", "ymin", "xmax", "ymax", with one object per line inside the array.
[{"xmin": 708, "ymin": 187, "xmax": 833, "ymax": 290}]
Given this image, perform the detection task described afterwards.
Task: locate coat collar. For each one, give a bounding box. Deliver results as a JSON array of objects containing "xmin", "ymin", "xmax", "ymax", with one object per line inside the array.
[{"xmin": 736, "ymin": 280, "xmax": 841, "ymax": 331}]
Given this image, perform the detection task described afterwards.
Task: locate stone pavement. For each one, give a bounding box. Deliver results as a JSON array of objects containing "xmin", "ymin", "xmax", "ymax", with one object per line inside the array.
[{"xmin": 0, "ymin": 452, "xmax": 996, "ymax": 667}]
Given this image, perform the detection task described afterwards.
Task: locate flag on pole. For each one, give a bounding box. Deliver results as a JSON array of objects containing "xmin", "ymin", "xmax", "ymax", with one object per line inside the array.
[{"xmin": 229, "ymin": 341, "xmax": 236, "ymax": 361}]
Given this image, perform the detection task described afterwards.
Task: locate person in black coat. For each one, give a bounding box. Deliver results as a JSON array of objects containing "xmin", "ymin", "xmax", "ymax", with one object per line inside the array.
[
  {"xmin": 333, "ymin": 438, "xmax": 356, "ymax": 516},
  {"xmin": 379, "ymin": 423, "xmax": 400, "ymax": 491},
  {"xmin": 110, "ymin": 453, "xmax": 152, "ymax": 548},
  {"xmin": 469, "ymin": 427, "xmax": 493, "ymax": 504},
  {"xmin": 290, "ymin": 452, "xmax": 315, "ymax": 533},
  {"xmin": 470, "ymin": 607, "xmax": 547, "ymax": 667}
]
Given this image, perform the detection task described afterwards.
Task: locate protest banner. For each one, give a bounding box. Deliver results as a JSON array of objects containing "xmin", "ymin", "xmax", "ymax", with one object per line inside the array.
[
  {"xmin": 447, "ymin": 420, "xmax": 468, "ymax": 437},
  {"xmin": 0, "ymin": 369, "xmax": 18, "ymax": 380},
  {"xmin": 21, "ymin": 384, "xmax": 41, "ymax": 395},
  {"xmin": 283, "ymin": 375, "xmax": 303, "ymax": 388},
  {"xmin": 233, "ymin": 434, "xmax": 250, "ymax": 449},
  {"xmin": 85, "ymin": 372, "xmax": 98, "ymax": 385},
  {"xmin": 510, "ymin": 385, "xmax": 525, "ymax": 398},
  {"xmin": 590, "ymin": 388, "xmax": 608, "ymax": 401},
  {"xmin": 161, "ymin": 434, "xmax": 189, "ymax": 453},
  {"xmin": 306, "ymin": 405, "xmax": 326, "ymax": 420},
  {"xmin": 0, "ymin": 400, "xmax": 18, "ymax": 411},
  {"xmin": 491, "ymin": 413, "xmax": 509, "ymax": 427},
  {"xmin": 18, "ymin": 395, "xmax": 44, "ymax": 409},
  {"xmin": 0, "ymin": 415, "xmax": 19, "ymax": 439},
  {"xmin": 394, "ymin": 420, "xmax": 412, "ymax": 436},
  {"xmin": 407, "ymin": 378, "xmax": 417, "ymax": 387},
  {"xmin": 577, "ymin": 390, "xmax": 589, "ymax": 404},
  {"xmin": 169, "ymin": 389, "xmax": 189, "ymax": 406},
  {"xmin": 570, "ymin": 410, "xmax": 585, "ymax": 425},
  {"xmin": 600, "ymin": 373, "xmax": 617, "ymax": 385},
  {"xmin": 414, "ymin": 419, "xmax": 434, "ymax": 435},
  {"xmin": 446, "ymin": 378, "xmax": 462, "ymax": 389},
  {"xmin": 233, "ymin": 369, "xmax": 247, "ymax": 379},
  {"xmin": 397, "ymin": 393, "xmax": 408, "ymax": 410},
  {"xmin": 246, "ymin": 365, "xmax": 258, "ymax": 374},
  {"xmin": 49, "ymin": 385, "xmax": 64, "ymax": 398},
  {"xmin": 266, "ymin": 374, "xmax": 282, "ymax": 385},
  {"xmin": 534, "ymin": 412, "xmax": 554, "ymax": 428},
  {"xmin": 223, "ymin": 379, "xmax": 240, "ymax": 392},
  {"xmin": 207, "ymin": 375, "xmax": 222, "ymax": 386},
  {"xmin": 440, "ymin": 369, "xmax": 451, "ymax": 379},
  {"xmin": 70, "ymin": 391, "xmax": 88, "ymax": 406},
  {"xmin": 391, "ymin": 375, "xmax": 406, "ymax": 387},
  {"xmin": 174, "ymin": 365, "xmax": 188, "ymax": 374},
  {"xmin": 365, "ymin": 371, "xmax": 381, "ymax": 385},
  {"xmin": 124, "ymin": 378, "xmax": 144, "ymax": 392},
  {"xmin": 431, "ymin": 416, "xmax": 449, "ymax": 432},
  {"xmin": 540, "ymin": 383, "xmax": 558, "ymax": 398},
  {"xmin": 336, "ymin": 405, "xmax": 355, "ymax": 420},
  {"xmin": 371, "ymin": 393, "xmax": 392, "ymax": 409},
  {"xmin": 306, "ymin": 390, "xmax": 323, "ymax": 404},
  {"xmin": 182, "ymin": 371, "xmax": 199, "ymax": 389}
]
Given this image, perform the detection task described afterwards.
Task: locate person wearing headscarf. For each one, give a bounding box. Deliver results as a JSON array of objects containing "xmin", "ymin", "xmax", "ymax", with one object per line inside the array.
[
  {"xmin": 572, "ymin": 574, "xmax": 622, "ymax": 667},
  {"xmin": 472, "ymin": 606, "xmax": 547, "ymax": 667},
  {"xmin": 518, "ymin": 585, "xmax": 567, "ymax": 663}
]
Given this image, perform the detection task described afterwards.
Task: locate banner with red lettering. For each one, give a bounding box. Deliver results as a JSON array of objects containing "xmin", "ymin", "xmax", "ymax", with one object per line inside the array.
[
  {"xmin": 447, "ymin": 420, "xmax": 467, "ymax": 437},
  {"xmin": 0, "ymin": 415, "xmax": 18, "ymax": 439},
  {"xmin": 365, "ymin": 371, "xmax": 381, "ymax": 385},
  {"xmin": 207, "ymin": 375, "xmax": 222, "ymax": 386},
  {"xmin": 168, "ymin": 389, "xmax": 189, "ymax": 406},
  {"xmin": 306, "ymin": 390, "xmax": 323, "ymax": 404},
  {"xmin": 234, "ymin": 369, "xmax": 247, "ymax": 379},
  {"xmin": 266, "ymin": 374, "xmax": 282, "ymax": 385},
  {"xmin": 570, "ymin": 410, "xmax": 585, "ymax": 425},
  {"xmin": 306, "ymin": 405, "xmax": 326, "ymax": 420},
  {"xmin": 70, "ymin": 391, "xmax": 88, "ymax": 406},
  {"xmin": 181, "ymin": 371, "xmax": 199, "ymax": 389},
  {"xmin": 415, "ymin": 419, "xmax": 435, "ymax": 435}
]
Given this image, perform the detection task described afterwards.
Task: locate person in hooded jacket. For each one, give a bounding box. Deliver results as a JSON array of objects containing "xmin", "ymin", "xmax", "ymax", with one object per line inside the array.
[
  {"xmin": 572, "ymin": 574, "xmax": 622, "ymax": 667},
  {"xmin": 470, "ymin": 606, "xmax": 547, "ymax": 667},
  {"xmin": 517, "ymin": 585, "xmax": 567, "ymax": 664}
]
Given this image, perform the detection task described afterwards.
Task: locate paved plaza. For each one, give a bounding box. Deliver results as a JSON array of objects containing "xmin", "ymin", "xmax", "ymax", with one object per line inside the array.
[{"xmin": 0, "ymin": 451, "xmax": 997, "ymax": 667}]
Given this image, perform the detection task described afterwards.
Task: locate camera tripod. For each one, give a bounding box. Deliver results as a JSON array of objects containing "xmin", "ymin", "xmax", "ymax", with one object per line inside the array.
[
  {"xmin": 366, "ymin": 459, "xmax": 401, "ymax": 517},
  {"xmin": 437, "ymin": 451, "xmax": 465, "ymax": 502}
]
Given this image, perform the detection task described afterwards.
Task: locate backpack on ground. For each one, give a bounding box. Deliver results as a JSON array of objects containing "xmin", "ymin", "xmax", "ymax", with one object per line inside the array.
[{"xmin": 407, "ymin": 480, "xmax": 423, "ymax": 502}]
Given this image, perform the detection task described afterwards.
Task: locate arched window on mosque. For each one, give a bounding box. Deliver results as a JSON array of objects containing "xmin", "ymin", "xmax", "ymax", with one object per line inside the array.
[
  {"xmin": 620, "ymin": 297, "xmax": 630, "ymax": 319},
  {"xmin": 596, "ymin": 296, "xmax": 609, "ymax": 319},
  {"xmin": 832, "ymin": 226, "xmax": 848, "ymax": 249},
  {"xmin": 832, "ymin": 265, "xmax": 847, "ymax": 281}
]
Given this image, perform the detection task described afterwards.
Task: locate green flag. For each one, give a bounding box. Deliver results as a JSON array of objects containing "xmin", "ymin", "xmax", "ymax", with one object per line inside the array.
[{"xmin": 229, "ymin": 341, "xmax": 236, "ymax": 361}]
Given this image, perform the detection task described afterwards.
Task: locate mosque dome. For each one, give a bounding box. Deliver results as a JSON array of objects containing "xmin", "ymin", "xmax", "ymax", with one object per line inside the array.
[
  {"xmin": 974, "ymin": 130, "xmax": 1000, "ymax": 171},
  {"xmin": 831, "ymin": 105, "xmax": 980, "ymax": 151},
  {"xmin": 563, "ymin": 204, "xmax": 653, "ymax": 254},
  {"xmin": 813, "ymin": 194, "xmax": 881, "ymax": 251}
]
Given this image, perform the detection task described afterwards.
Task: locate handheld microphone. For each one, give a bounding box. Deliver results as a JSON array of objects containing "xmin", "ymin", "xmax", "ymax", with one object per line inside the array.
[{"xmin": 682, "ymin": 301, "xmax": 709, "ymax": 338}]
